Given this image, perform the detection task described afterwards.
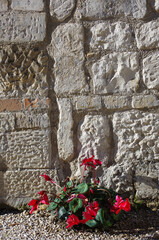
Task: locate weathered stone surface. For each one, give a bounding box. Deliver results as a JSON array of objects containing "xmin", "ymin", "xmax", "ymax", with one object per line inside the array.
[
  {"xmin": 0, "ymin": 113, "xmax": 15, "ymax": 132},
  {"xmin": 0, "ymin": 45, "xmax": 48, "ymax": 97},
  {"xmin": 11, "ymin": 0, "xmax": 44, "ymax": 11},
  {"xmin": 57, "ymin": 98, "xmax": 74, "ymax": 161},
  {"xmin": 15, "ymin": 112, "xmax": 50, "ymax": 130},
  {"xmin": 77, "ymin": 115, "xmax": 111, "ymax": 175},
  {"xmin": 0, "ymin": 0, "xmax": 8, "ymax": 11},
  {"xmin": 0, "ymin": 130, "xmax": 51, "ymax": 169},
  {"xmin": 103, "ymin": 96, "xmax": 132, "ymax": 110},
  {"xmin": 143, "ymin": 53, "xmax": 159, "ymax": 90},
  {"xmin": 135, "ymin": 20, "xmax": 159, "ymax": 49},
  {"xmin": 91, "ymin": 52, "xmax": 139, "ymax": 94},
  {"xmin": 73, "ymin": 96, "xmax": 102, "ymax": 110},
  {"xmin": 155, "ymin": 0, "xmax": 159, "ymax": 12},
  {"xmin": 0, "ymin": 13, "xmax": 46, "ymax": 43},
  {"xmin": 90, "ymin": 22, "xmax": 133, "ymax": 51},
  {"xmin": 132, "ymin": 95, "xmax": 159, "ymax": 108},
  {"xmin": 50, "ymin": 24, "xmax": 88, "ymax": 95},
  {"xmin": 124, "ymin": 0, "xmax": 147, "ymax": 19},
  {"xmin": 113, "ymin": 111, "xmax": 159, "ymax": 163},
  {"xmin": 50, "ymin": 0, "xmax": 75, "ymax": 21},
  {"xmin": 2, "ymin": 170, "xmax": 57, "ymax": 207}
]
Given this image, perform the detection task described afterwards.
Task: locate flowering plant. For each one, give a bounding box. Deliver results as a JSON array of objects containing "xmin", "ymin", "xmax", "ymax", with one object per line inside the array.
[{"xmin": 28, "ymin": 155, "xmax": 131, "ymax": 229}]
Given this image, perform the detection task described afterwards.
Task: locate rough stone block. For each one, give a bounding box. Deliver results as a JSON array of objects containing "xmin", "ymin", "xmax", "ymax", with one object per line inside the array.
[
  {"xmin": 73, "ymin": 96, "xmax": 102, "ymax": 110},
  {"xmin": 50, "ymin": 0, "xmax": 75, "ymax": 21},
  {"xmin": 91, "ymin": 52, "xmax": 139, "ymax": 94},
  {"xmin": 0, "ymin": 0, "xmax": 8, "ymax": 11},
  {"xmin": 0, "ymin": 130, "xmax": 51, "ymax": 169},
  {"xmin": 0, "ymin": 45, "xmax": 48, "ymax": 97},
  {"xmin": 103, "ymin": 96, "xmax": 131, "ymax": 110},
  {"xmin": 135, "ymin": 20, "xmax": 159, "ymax": 49},
  {"xmin": 0, "ymin": 113, "xmax": 15, "ymax": 132},
  {"xmin": 90, "ymin": 22, "xmax": 133, "ymax": 51},
  {"xmin": 132, "ymin": 95, "xmax": 159, "ymax": 108},
  {"xmin": 15, "ymin": 112, "xmax": 50, "ymax": 130},
  {"xmin": 113, "ymin": 111, "xmax": 159, "ymax": 163},
  {"xmin": 0, "ymin": 13, "xmax": 46, "ymax": 43},
  {"xmin": 50, "ymin": 24, "xmax": 88, "ymax": 95},
  {"xmin": 11, "ymin": 0, "xmax": 44, "ymax": 11},
  {"xmin": 57, "ymin": 98, "xmax": 74, "ymax": 161},
  {"xmin": 143, "ymin": 53, "xmax": 159, "ymax": 90},
  {"xmin": 124, "ymin": 0, "xmax": 147, "ymax": 19},
  {"xmin": 154, "ymin": 0, "xmax": 159, "ymax": 12}
]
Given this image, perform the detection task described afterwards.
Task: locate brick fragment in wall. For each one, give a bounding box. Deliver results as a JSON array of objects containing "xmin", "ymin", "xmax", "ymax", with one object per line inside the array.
[
  {"xmin": 72, "ymin": 96, "xmax": 102, "ymax": 110},
  {"xmin": 24, "ymin": 99, "xmax": 50, "ymax": 110},
  {"xmin": 134, "ymin": 162, "xmax": 159, "ymax": 200},
  {"xmin": 77, "ymin": 115, "xmax": 111, "ymax": 176},
  {"xmin": 143, "ymin": 52, "xmax": 159, "ymax": 90},
  {"xmin": 79, "ymin": 0, "xmax": 147, "ymax": 19},
  {"xmin": 113, "ymin": 110, "xmax": 159, "ymax": 163},
  {"xmin": 102, "ymin": 96, "xmax": 132, "ymax": 110},
  {"xmin": 0, "ymin": 13, "xmax": 46, "ymax": 43},
  {"xmin": 0, "ymin": 45, "xmax": 48, "ymax": 97},
  {"xmin": 50, "ymin": 0, "xmax": 75, "ymax": 21},
  {"xmin": 0, "ymin": 130, "xmax": 51, "ymax": 169},
  {"xmin": 57, "ymin": 98, "xmax": 74, "ymax": 161},
  {"xmin": 91, "ymin": 52, "xmax": 139, "ymax": 94},
  {"xmin": 90, "ymin": 22, "xmax": 133, "ymax": 51},
  {"xmin": 2, "ymin": 170, "xmax": 57, "ymax": 207},
  {"xmin": 132, "ymin": 95, "xmax": 159, "ymax": 109},
  {"xmin": 0, "ymin": 0, "xmax": 8, "ymax": 11},
  {"xmin": 50, "ymin": 23, "xmax": 88, "ymax": 95},
  {"xmin": 135, "ymin": 20, "xmax": 159, "ymax": 49},
  {"xmin": 0, "ymin": 99, "xmax": 22, "ymax": 112},
  {"xmin": 11, "ymin": 0, "xmax": 44, "ymax": 11},
  {"xmin": 0, "ymin": 113, "xmax": 15, "ymax": 132}
]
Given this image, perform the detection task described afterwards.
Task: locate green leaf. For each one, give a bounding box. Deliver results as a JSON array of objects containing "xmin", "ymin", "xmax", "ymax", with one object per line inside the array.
[
  {"xmin": 54, "ymin": 198, "xmax": 62, "ymax": 203},
  {"xmin": 58, "ymin": 206, "xmax": 67, "ymax": 219},
  {"xmin": 76, "ymin": 183, "xmax": 89, "ymax": 193},
  {"xmin": 95, "ymin": 208, "xmax": 104, "ymax": 224},
  {"xmin": 66, "ymin": 181, "xmax": 73, "ymax": 187},
  {"xmin": 85, "ymin": 219, "xmax": 98, "ymax": 228},
  {"xmin": 69, "ymin": 198, "xmax": 83, "ymax": 213},
  {"xmin": 47, "ymin": 202, "xmax": 58, "ymax": 211}
]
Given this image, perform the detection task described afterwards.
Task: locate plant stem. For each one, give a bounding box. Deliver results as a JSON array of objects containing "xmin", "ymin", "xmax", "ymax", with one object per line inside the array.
[
  {"xmin": 80, "ymin": 165, "xmax": 86, "ymax": 183},
  {"xmin": 93, "ymin": 168, "xmax": 96, "ymax": 187}
]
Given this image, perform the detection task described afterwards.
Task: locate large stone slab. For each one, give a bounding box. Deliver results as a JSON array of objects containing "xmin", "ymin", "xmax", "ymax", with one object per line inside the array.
[
  {"xmin": 73, "ymin": 96, "xmax": 102, "ymax": 110},
  {"xmin": 143, "ymin": 52, "xmax": 159, "ymax": 90},
  {"xmin": 0, "ymin": 130, "xmax": 51, "ymax": 169},
  {"xmin": 50, "ymin": 0, "xmax": 75, "ymax": 21},
  {"xmin": 51, "ymin": 24, "xmax": 88, "ymax": 95},
  {"xmin": 91, "ymin": 52, "xmax": 139, "ymax": 94},
  {"xmin": 113, "ymin": 111, "xmax": 159, "ymax": 163},
  {"xmin": 135, "ymin": 20, "xmax": 159, "ymax": 49},
  {"xmin": 103, "ymin": 96, "xmax": 132, "ymax": 110},
  {"xmin": 132, "ymin": 95, "xmax": 159, "ymax": 108},
  {"xmin": 0, "ymin": 0, "xmax": 8, "ymax": 11},
  {"xmin": 0, "ymin": 13, "xmax": 46, "ymax": 43},
  {"xmin": 11, "ymin": 0, "xmax": 44, "ymax": 11},
  {"xmin": 90, "ymin": 22, "xmax": 133, "ymax": 51},
  {"xmin": 57, "ymin": 98, "xmax": 74, "ymax": 161}
]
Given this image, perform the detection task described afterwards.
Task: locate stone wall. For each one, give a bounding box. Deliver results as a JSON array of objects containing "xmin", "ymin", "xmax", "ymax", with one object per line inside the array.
[{"xmin": 0, "ymin": 0, "xmax": 158, "ymax": 209}]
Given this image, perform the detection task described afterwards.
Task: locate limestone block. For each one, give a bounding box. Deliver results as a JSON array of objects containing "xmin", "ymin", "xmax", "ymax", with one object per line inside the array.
[
  {"xmin": 0, "ymin": 130, "xmax": 51, "ymax": 169},
  {"xmin": 15, "ymin": 112, "xmax": 50, "ymax": 130},
  {"xmin": 11, "ymin": 0, "xmax": 44, "ymax": 11},
  {"xmin": 143, "ymin": 53, "xmax": 159, "ymax": 90},
  {"xmin": 51, "ymin": 24, "xmax": 88, "ymax": 95},
  {"xmin": 113, "ymin": 111, "xmax": 159, "ymax": 163},
  {"xmin": 73, "ymin": 96, "xmax": 102, "ymax": 110},
  {"xmin": 103, "ymin": 96, "xmax": 131, "ymax": 110},
  {"xmin": 0, "ymin": 0, "xmax": 8, "ymax": 11},
  {"xmin": 91, "ymin": 52, "xmax": 139, "ymax": 94},
  {"xmin": 77, "ymin": 115, "xmax": 111, "ymax": 172},
  {"xmin": 132, "ymin": 95, "xmax": 159, "ymax": 108},
  {"xmin": 0, "ymin": 13, "xmax": 46, "ymax": 43},
  {"xmin": 155, "ymin": 0, "xmax": 159, "ymax": 12},
  {"xmin": 124, "ymin": 0, "xmax": 147, "ymax": 19},
  {"xmin": 90, "ymin": 22, "xmax": 133, "ymax": 51},
  {"xmin": 135, "ymin": 20, "xmax": 159, "ymax": 49},
  {"xmin": 50, "ymin": 0, "xmax": 75, "ymax": 21},
  {"xmin": 0, "ymin": 113, "xmax": 15, "ymax": 132},
  {"xmin": 2, "ymin": 170, "xmax": 57, "ymax": 207},
  {"xmin": 57, "ymin": 98, "xmax": 74, "ymax": 161},
  {"xmin": 0, "ymin": 45, "xmax": 48, "ymax": 97}
]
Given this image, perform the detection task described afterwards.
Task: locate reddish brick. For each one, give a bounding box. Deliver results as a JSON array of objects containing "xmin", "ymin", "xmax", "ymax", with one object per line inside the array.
[
  {"xmin": 24, "ymin": 98, "xmax": 50, "ymax": 110},
  {"xmin": 0, "ymin": 99, "xmax": 22, "ymax": 112}
]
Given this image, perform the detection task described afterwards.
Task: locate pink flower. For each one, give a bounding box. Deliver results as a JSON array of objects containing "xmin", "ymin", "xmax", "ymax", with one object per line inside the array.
[
  {"xmin": 81, "ymin": 201, "xmax": 99, "ymax": 224},
  {"xmin": 67, "ymin": 194, "xmax": 77, "ymax": 203},
  {"xmin": 110, "ymin": 195, "xmax": 131, "ymax": 214},
  {"xmin": 80, "ymin": 155, "xmax": 103, "ymax": 169},
  {"xmin": 66, "ymin": 214, "xmax": 80, "ymax": 228},
  {"xmin": 28, "ymin": 199, "xmax": 39, "ymax": 214}
]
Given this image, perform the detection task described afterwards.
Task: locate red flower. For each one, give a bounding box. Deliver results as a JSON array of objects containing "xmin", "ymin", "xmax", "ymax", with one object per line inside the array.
[
  {"xmin": 28, "ymin": 199, "xmax": 39, "ymax": 214},
  {"xmin": 81, "ymin": 201, "xmax": 99, "ymax": 224},
  {"xmin": 66, "ymin": 214, "xmax": 80, "ymax": 228},
  {"xmin": 80, "ymin": 155, "xmax": 103, "ymax": 169},
  {"xmin": 40, "ymin": 174, "xmax": 56, "ymax": 184},
  {"xmin": 110, "ymin": 195, "xmax": 131, "ymax": 214}
]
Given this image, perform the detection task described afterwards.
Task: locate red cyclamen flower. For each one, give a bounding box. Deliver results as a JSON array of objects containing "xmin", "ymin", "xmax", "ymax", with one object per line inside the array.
[
  {"xmin": 28, "ymin": 199, "xmax": 39, "ymax": 214},
  {"xmin": 110, "ymin": 195, "xmax": 131, "ymax": 214},
  {"xmin": 66, "ymin": 214, "xmax": 80, "ymax": 228},
  {"xmin": 81, "ymin": 201, "xmax": 99, "ymax": 224},
  {"xmin": 80, "ymin": 155, "xmax": 103, "ymax": 169}
]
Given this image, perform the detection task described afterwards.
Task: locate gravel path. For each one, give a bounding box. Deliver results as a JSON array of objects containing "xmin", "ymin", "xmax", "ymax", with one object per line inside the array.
[{"xmin": 0, "ymin": 208, "xmax": 159, "ymax": 240}]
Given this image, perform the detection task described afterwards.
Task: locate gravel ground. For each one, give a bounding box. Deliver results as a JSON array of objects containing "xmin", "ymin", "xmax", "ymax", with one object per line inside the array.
[{"xmin": 0, "ymin": 208, "xmax": 159, "ymax": 240}]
